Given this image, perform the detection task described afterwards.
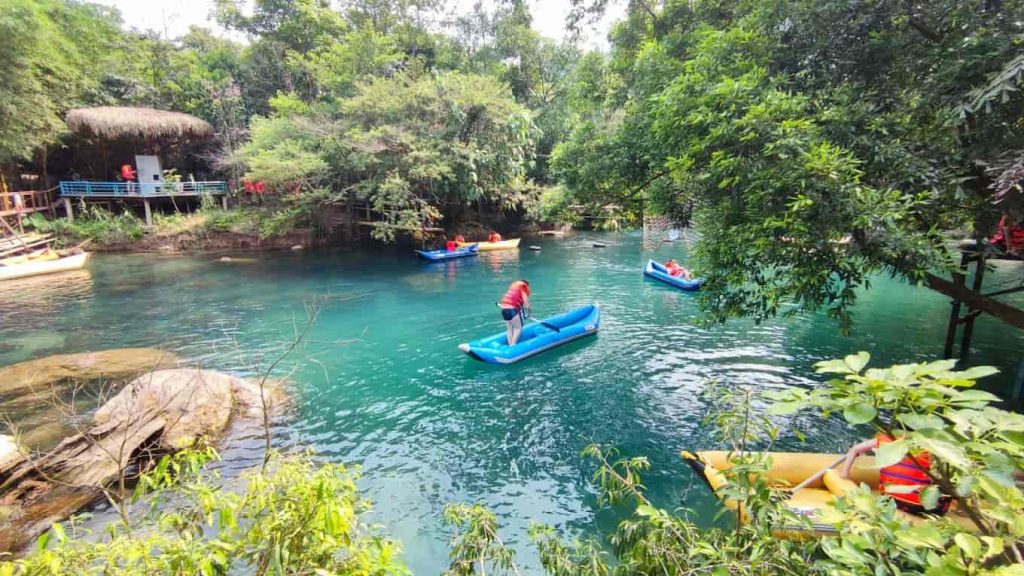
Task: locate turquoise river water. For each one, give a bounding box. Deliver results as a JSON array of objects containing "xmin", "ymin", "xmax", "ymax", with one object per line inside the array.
[{"xmin": 1, "ymin": 231, "xmax": 1022, "ymax": 573}]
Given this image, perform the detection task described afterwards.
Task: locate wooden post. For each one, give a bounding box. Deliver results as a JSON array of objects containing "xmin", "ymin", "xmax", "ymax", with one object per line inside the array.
[
  {"xmin": 959, "ymin": 253, "xmax": 988, "ymax": 362},
  {"xmin": 64, "ymin": 197, "xmax": 74, "ymax": 223},
  {"xmin": 943, "ymin": 252, "xmax": 970, "ymax": 359},
  {"xmin": 143, "ymin": 199, "xmax": 152, "ymax": 226},
  {"xmin": 221, "ymin": 195, "xmax": 228, "ymax": 210}
]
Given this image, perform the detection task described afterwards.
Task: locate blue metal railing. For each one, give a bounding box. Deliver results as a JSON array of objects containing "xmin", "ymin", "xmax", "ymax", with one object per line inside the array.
[{"xmin": 59, "ymin": 181, "xmax": 228, "ymax": 198}]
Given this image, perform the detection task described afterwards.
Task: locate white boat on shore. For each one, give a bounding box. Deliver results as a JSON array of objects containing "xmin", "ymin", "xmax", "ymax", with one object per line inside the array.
[{"xmin": 0, "ymin": 252, "xmax": 91, "ymax": 282}]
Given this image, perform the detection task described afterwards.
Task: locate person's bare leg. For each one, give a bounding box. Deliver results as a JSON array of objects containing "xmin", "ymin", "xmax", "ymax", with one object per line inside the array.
[
  {"xmin": 505, "ymin": 320, "xmax": 515, "ymax": 345},
  {"xmin": 509, "ymin": 315, "xmax": 523, "ymax": 345}
]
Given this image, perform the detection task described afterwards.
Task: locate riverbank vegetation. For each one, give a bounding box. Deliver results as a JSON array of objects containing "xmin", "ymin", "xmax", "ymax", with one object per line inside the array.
[{"xmin": 3, "ymin": 354, "xmax": 1021, "ymax": 574}]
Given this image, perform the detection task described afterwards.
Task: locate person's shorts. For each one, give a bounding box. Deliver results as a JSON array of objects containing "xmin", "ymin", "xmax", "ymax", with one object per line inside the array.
[{"xmin": 501, "ymin": 307, "xmax": 519, "ymax": 321}]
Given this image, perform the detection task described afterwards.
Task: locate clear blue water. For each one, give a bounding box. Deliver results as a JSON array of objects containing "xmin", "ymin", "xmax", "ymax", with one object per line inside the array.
[{"xmin": 1, "ymin": 231, "xmax": 1022, "ymax": 572}]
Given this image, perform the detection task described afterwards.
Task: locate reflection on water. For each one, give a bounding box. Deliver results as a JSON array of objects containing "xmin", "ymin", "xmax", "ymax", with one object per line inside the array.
[{"xmin": 0, "ymin": 234, "xmax": 1022, "ymax": 572}]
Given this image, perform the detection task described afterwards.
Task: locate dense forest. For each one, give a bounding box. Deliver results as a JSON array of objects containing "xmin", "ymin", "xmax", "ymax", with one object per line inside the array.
[{"xmin": 4, "ymin": 0, "xmax": 1024, "ymax": 330}]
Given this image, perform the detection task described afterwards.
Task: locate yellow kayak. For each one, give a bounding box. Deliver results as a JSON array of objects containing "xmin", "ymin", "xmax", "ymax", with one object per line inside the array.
[
  {"xmin": 0, "ymin": 252, "xmax": 90, "ymax": 281},
  {"xmin": 457, "ymin": 238, "xmax": 520, "ymax": 251},
  {"xmin": 682, "ymin": 450, "xmax": 976, "ymax": 538}
]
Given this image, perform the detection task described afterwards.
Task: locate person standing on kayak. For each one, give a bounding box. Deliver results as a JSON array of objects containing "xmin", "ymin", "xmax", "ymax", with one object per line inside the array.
[{"xmin": 499, "ymin": 279, "xmax": 530, "ymax": 345}]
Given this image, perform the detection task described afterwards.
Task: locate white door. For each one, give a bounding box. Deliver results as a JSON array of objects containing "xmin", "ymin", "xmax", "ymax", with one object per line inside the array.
[{"xmin": 135, "ymin": 155, "xmax": 162, "ymax": 195}]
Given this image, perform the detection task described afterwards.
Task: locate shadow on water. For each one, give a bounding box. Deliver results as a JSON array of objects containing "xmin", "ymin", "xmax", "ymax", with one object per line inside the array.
[{"xmin": 0, "ymin": 231, "xmax": 1021, "ymax": 572}]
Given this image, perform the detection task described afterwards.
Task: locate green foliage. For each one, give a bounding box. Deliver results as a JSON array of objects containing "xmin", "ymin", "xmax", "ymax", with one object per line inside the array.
[
  {"xmin": 24, "ymin": 208, "xmax": 144, "ymax": 246},
  {"xmin": 770, "ymin": 353, "xmax": 1024, "ymax": 571},
  {"xmin": 443, "ymin": 503, "xmax": 520, "ymax": 576},
  {"xmin": 554, "ymin": 0, "xmax": 1024, "ymax": 330},
  {"xmin": 0, "ymin": 0, "xmax": 125, "ymax": 163},
  {"xmin": 1, "ymin": 450, "xmax": 408, "ymax": 576},
  {"xmin": 236, "ymin": 71, "xmax": 538, "ymax": 241},
  {"xmin": 536, "ymin": 186, "xmax": 580, "ymax": 225}
]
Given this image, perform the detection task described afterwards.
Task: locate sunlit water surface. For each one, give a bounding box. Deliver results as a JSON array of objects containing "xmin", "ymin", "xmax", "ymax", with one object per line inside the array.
[{"xmin": 1, "ymin": 231, "xmax": 1022, "ymax": 572}]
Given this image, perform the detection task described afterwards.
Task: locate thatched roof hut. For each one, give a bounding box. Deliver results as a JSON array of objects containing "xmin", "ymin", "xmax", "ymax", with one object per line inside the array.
[{"xmin": 65, "ymin": 107, "xmax": 214, "ymax": 140}]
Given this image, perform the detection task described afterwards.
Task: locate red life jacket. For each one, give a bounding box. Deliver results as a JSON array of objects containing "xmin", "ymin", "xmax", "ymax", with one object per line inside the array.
[
  {"xmin": 499, "ymin": 281, "xmax": 529, "ymax": 309},
  {"xmin": 446, "ymin": 240, "xmax": 457, "ymax": 251},
  {"xmin": 121, "ymin": 165, "xmax": 136, "ymax": 180},
  {"xmin": 876, "ymin": 434, "xmax": 932, "ymax": 507},
  {"xmin": 992, "ymin": 217, "xmax": 1024, "ymax": 249}
]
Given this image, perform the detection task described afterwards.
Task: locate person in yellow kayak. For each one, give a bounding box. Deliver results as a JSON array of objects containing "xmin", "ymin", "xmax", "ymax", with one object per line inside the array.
[
  {"xmin": 488, "ymin": 231, "xmax": 502, "ymax": 243},
  {"xmin": 841, "ymin": 433, "xmax": 950, "ymax": 515},
  {"xmin": 498, "ymin": 279, "xmax": 530, "ymax": 345}
]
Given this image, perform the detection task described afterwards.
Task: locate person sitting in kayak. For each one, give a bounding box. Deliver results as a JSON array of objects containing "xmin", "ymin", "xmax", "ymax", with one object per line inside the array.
[
  {"xmin": 498, "ymin": 279, "xmax": 530, "ymax": 345},
  {"xmin": 665, "ymin": 259, "xmax": 692, "ymax": 280},
  {"xmin": 446, "ymin": 239, "xmax": 458, "ymax": 251},
  {"xmin": 990, "ymin": 213, "xmax": 1024, "ymax": 256},
  {"xmin": 454, "ymin": 234, "xmax": 466, "ymax": 243},
  {"xmin": 841, "ymin": 434, "xmax": 950, "ymax": 516},
  {"xmin": 488, "ymin": 231, "xmax": 502, "ymax": 243}
]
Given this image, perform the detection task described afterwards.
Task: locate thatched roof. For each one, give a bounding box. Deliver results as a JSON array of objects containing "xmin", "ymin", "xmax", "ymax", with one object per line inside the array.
[{"xmin": 66, "ymin": 107, "xmax": 214, "ymax": 140}]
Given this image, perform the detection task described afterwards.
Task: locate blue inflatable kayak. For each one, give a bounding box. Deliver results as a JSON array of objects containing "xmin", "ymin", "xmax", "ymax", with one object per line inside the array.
[
  {"xmin": 459, "ymin": 304, "xmax": 600, "ymax": 364},
  {"xmin": 416, "ymin": 244, "xmax": 479, "ymax": 261},
  {"xmin": 643, "ymin": 259, "xmax": 705, "ymax": 291}
]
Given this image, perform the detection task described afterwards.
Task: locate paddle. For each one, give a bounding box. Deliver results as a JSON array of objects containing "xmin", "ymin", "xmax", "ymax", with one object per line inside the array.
[
  {"xmin": 528, "ymin": 316, "xmax": 561, "ymax": 333},
  {"xmin": 788, "ymin": 455, "xmax": 848, "ymax": 496}
]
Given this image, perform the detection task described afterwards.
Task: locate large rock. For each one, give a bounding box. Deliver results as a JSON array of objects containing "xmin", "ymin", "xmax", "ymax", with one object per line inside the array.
[
  {"xmin": 0, "ymin": 348, "xmax": 179, "ymax": 396},
  {"xmin": 94, "ymin": 369, "xmax": 240, "ymax": 449},
  {"xmin": 0, "ymin": 368, "xmax": 285, "ymax": 552}
]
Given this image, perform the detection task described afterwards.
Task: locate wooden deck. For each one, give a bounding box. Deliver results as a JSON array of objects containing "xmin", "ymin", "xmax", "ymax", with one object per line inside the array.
[{"xmin": 0, "ymin": 189, "xmax": 56, "ymax": 218}]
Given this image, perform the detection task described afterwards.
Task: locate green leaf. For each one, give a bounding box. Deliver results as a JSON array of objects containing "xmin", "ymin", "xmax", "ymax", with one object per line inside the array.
[
  {"xmin": 915, "ymin": 436, "xmax": 970, "ymax": 469},
  {"xmin": 815, "ymin": 359, "xmax": 854, "ymax": 374},
  {"xmin": 898, "ymin": 413, "xmax": 944, "ymax": 431},
  {"xmin": 954, "ymin": 533, "xmax": 982, "ymax": 559},
  {"xmin": 875, "ymin": 440, "xmax": 908, "ymax": 467},
  {"xmin": 635, "ymin": 504, "xmax": 659, "ymax": 518},
  {"xmin": 843, "ymin": 403, "xmax": 877, "ymax": 425},
  {"xmin": 767, "ymin": 401, "xmax": 803, "ymax": 415},
  {"xmin": 919, "ymin": 485, "xmax": 940, "ymax": 511},
  {"xmin": 954, "ymin": 366, "xmax": 1000, "ymax": 381},
  {"xmin": 844, "ymin": 352, "xmax": 870, "ymax": 373}
]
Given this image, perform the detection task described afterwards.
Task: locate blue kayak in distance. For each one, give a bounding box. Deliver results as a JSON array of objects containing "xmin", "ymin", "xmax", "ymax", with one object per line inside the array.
[
  {"xmin": 416, "ymin": 244, "xmax": 479, "ymax": 261},
  {"xmin": 643, "ymin": 259, "xmax": 705, "ymax": 291},
  {"xmin": 459, "ymin": 304, "xmax": 600, "ymax": 365}
]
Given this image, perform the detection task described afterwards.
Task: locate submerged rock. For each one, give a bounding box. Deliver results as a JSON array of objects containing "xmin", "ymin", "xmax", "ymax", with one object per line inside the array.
[{"xmin": 0, "ymin": 348, "xmax": 179, "ymax": 396}]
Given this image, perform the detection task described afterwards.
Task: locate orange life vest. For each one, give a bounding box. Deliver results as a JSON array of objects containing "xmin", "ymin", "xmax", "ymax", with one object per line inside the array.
[
  {"xmin": 489, "ymin": 232, "xmax": 502, "ymax": 242},
  {"xmin": 876, "ymin": 434, "xmax": 933, "ymax": 508},
  {"xmin": 446, "ymin": 240, "xmax": 457, "ymax": 251},
  {"xmin": 499, "ymin": 280, "xmax": 529, "ymax": 309}
]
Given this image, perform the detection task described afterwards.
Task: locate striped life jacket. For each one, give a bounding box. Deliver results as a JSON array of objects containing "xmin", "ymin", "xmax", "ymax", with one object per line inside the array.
[{"xmin": 876, "ymin": 434, "xmax": 932, "ymax": 507}]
